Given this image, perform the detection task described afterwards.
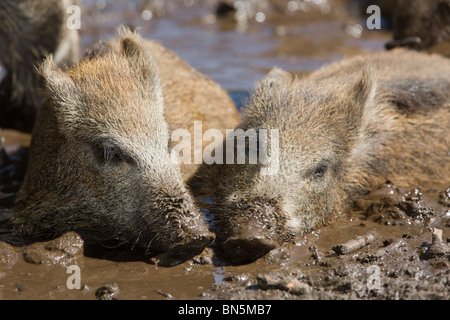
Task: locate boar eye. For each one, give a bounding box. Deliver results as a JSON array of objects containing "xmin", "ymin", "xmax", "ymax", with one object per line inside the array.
[
  {"xmin": 94, "ymin": 144, "xmax": 133, "ymax": 166},
  {"xmin": 313, "ymin": 165, "xmax": 327, "ymax": 178},
  {"xmin": 103, "ymin": 146, "xmax": 122, "ymax": 164}
]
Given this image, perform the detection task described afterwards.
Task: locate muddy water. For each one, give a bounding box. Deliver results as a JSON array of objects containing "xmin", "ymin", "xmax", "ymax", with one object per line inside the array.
[
  {"xmin": 78, "ymin": 0, "xmax": 390, "ymax": 91},
  {"xmin": 1, "ymin": 0, "xmax": 448, "ymax": 300}
]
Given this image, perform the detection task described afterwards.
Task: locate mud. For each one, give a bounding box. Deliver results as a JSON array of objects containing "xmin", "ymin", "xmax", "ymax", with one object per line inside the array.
[
  {"xmin": 1, "ymin": 0, "xmax": 448, "ymax": 300},
  {"xmin": 204, "ymin": 184, "xmax": 450, "ymax": 300},
  {"xmin": 1, "ymin": 131, "xmax": 449, "ymax": 300}
]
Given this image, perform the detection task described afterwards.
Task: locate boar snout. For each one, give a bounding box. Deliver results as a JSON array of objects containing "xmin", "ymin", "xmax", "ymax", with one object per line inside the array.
[
  {"xmin": 165, "ymin": 215, "xmax": 215, "ymax": 256},
  {"xmin": 167, "ymin": 227, "xmax": 215, "ymax": 257},
  {"xmin": 222, "ymin": 224, "xmax": 277, "ymax": 264},
  {"xmin": 216, "ymin": 198, "xmax": 290, "ymax": 264},
  {"xmin": 148, "ymin": 194, "xmax": 215, "ymax": 257}
]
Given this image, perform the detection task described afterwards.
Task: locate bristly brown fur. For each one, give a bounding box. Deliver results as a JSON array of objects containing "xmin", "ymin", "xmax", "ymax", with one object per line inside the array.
[
  {"xmin": 194, "ymin": 49, "xmax": 450, "ymax": 258},
  {"xmin": 11, "ymin": 27, "xmax": 240, "ymax": 257}
]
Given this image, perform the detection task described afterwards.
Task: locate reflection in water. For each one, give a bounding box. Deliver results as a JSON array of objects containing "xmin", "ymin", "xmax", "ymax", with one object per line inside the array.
[{"xmin": 213, "ymin": 266, "xmax": 226, "ymax": 284}]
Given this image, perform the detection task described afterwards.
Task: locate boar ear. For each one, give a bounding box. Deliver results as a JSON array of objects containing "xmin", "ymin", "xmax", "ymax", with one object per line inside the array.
[
  {"xmin": 118, "ymin": 26, "xmax": 163, "ymax": 104},
  {"xmin": 38, "ymin": 56, "xmax": 87, "ymax": 132},
  {"xmin": 38, "ymin": 55, "xmax": 79, "ymax": 112},
  {"xmin": 38, "ymin": 56, "xmax": 83, "ymax": 129},
  {"xmin": 256, "ymin": 67, "xmax": 292, "ymax": 92},
  {"xmin": 39, "ymin": 54, "xmax": 76, "ymax": 95},
  {"xmin": 352, "ymin": 68, "xmax": 377, "ymax": 110}
]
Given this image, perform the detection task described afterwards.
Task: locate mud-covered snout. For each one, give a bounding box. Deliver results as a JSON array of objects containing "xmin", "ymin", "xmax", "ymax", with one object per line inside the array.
[
  {"xmin": 222, "ymin": 224, "xmax": 277, "ymax": 264},
  {"xmin": 165, "ymin": 215, "xmax": 215, "ymax": 257},
  {"xmin": 144, "ymin": 194, "xmax": 215, "ymax": 257},
  {"xmin": 216, "ymin": 198, "xmax": 291, "ymax": 264}
]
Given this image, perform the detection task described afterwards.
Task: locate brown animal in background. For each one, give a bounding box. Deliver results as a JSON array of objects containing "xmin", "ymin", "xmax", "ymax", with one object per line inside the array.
[
  {"xmin": 0, "ymin": 0, "xmax": 80, "ymax": 132},
  {"xmin": 11, "ymin": 27, "xmax": 240, "ymax": 257},
  {"xmin": 385, "ymin": 0, "xmax": 450, "ymax": 57},
  {"xmin": 194, "ymin": 48, "xmax": 450, "ymax": 264}
]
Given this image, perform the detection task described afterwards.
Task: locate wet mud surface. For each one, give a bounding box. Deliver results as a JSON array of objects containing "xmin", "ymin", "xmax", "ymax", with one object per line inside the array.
[
  {"xmin": 204, "ymin": 184, "xmax": 450, "ymax": 300},
  {"xmin": 1, "ymin": 132, "xmax": 449, "ymax": 300},
  {"xmin": 1, "ymin": 0, "xmax": 449, "ymax": 300}
]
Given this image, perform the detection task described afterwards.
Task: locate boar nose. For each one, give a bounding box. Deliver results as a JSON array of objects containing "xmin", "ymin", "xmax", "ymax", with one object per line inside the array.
[
  {"xmin": 168, "ymin": 226, "xmax": 215, "ymax": 257},
  {"xmin": 221, "ymin": 225, "xmax": 276, "ymax": 264}
]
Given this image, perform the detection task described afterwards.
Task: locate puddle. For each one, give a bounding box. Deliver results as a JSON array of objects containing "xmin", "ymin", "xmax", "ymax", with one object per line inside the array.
[{"xmin": 213, "ymin": 267, "xmax": 226, "ymax": 284}]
